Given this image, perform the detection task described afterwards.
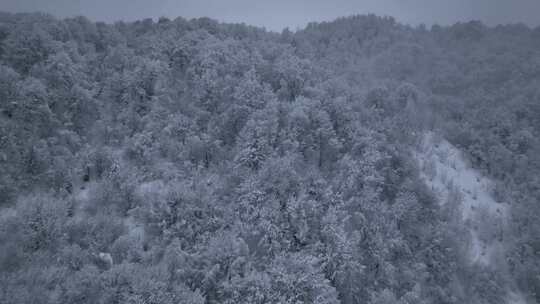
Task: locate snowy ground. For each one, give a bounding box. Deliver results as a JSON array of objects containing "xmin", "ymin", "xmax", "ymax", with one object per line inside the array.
[
  {"xmin": 72, "ymin": 180, "xmax": 145, "ymax": 248},
  {"xmin": 414, "ymin": 132, "xmax": 526, "ymax": 304}
]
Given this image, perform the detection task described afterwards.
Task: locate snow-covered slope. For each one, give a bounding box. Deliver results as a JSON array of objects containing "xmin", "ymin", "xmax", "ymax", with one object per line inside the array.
[{"xmin": 414, "ymin": 132, "xmax": 526, "ymax": 304}]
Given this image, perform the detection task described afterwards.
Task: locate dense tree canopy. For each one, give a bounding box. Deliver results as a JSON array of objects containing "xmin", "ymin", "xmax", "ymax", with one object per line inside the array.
[{"xmin": 0, "ymin": 12, "xmax": 539, "ymax": 304}]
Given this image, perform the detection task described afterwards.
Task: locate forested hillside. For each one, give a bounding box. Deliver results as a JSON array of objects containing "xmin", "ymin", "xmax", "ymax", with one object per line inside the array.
[{"xmin": 0, "ymin": 12, "xmax": 539, "ymax": 304}]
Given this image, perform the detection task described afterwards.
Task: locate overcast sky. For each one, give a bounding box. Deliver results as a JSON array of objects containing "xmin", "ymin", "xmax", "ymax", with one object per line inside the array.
[{"xmin": 1, "ymin": 0, "xmax": 539, "ymax": 31}]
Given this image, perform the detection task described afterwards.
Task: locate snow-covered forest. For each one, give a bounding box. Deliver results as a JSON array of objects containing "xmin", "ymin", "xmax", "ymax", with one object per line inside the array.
[{"xmin": 0, "ymin": 12, "xmax": 539, "ymax": 304}]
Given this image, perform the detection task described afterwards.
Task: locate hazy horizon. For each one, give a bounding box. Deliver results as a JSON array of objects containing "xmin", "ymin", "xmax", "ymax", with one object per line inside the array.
[{"xmin": 1, "ymin": 0, "xmax": 539, "ymax": 31}]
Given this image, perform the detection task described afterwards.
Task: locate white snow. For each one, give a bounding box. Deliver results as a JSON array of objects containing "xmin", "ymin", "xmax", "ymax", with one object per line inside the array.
[
  {"xmin": 124, "ymin": 214, "xmax": 145, "ymax": 240},
  {"xmin": 72, "ymin": 181, "xmax": 145, "ymax": 240},
  {"xmin": 415, "ymin": 132, "xmax": 526, "ymax": 304},
  {"xmin": 75, "ymin": 186, "xmax": 90, "ymax": 203},
  {"xmin": 415, "ymin": 132, "xmax": 507, "ymax": 265},
  {"xmin": 508, "ymin": 291, "xmax": 528, "ymax": 304}
]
